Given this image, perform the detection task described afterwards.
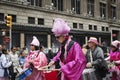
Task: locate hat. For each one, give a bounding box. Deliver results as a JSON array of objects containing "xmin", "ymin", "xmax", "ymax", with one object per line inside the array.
[
  {"xmin": 111, "ymin": 40, "xmax": 120, "ymax": 48},
  {"xmin": 30, "ymin": 36, "xmax": 40, "ymax": 47},
  {"xmin": 52, "ymin": 18, "xmax": 70, "ymax": 36},
  {"xmin": 88, "ymin": 37, "xmax": 98, "ymax": 45}
]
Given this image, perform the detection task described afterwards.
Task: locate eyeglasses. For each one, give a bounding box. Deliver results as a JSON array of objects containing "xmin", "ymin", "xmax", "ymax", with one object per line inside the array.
[
  {"xmin": 30, "ymin": 44, "xmax": 34, "ymax": 46},
  {"xmin": 55, "ymin": 36, "xmax": 60, "ymax": 39}
]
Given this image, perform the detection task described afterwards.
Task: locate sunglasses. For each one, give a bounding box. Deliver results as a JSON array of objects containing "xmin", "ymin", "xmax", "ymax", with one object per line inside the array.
[
  {"xmin": 30, "ymin": 44, "xmax": 34, "ymax": 46},
  {"xmin": 55, "ymin": 36, "xmax": 60, "ymax": 39}
]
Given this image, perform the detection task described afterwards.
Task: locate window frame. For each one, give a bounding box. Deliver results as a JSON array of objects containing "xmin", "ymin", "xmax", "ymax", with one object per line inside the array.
[
  {"xmin": 38, "ymin": 18, "xmax": 44, "ymax": 25},
  {"xmin": 28, "ymin": 17, "xmax": 35, "ymax": 24},
  {"xmin": 0, "ymin": 13, "xmax": 4, "ymax": 21}
]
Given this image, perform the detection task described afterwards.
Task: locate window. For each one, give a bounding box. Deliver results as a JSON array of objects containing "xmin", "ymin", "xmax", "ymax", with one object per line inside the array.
[
  {"xmin": 100, "ymin": 3, "xmax": 106, "ymax": 18},
  {"xmin": 28, "ymin": 17, "xmax": 35, "ymax": 24},
  {"xmin": 94, "ymin": 25, "xmax": 97, "ymax": 30},
  {"xmin": 89, "ymin": 25, "xmax": 92, "ymax": 30},
  {"xmin": 27, "ymin": 0, "xmax": 34, "ymax": 5},
  {"xmin": 71, "ymin": 0, "xmax": 80, "ymax": 14},
  {"xmin": 73, "ymin": 23, "xmax": 77, "ymax": 28},
  {"xmin": 106, "ymin": 27, "xmax": 109, "ymax": 31},
  {"xmin": 52, "ymin": 20, "xmax": 54, "ymax": 25},
  {"xmin": 38, "ymin": 18, "xmax": 44, "ymax": 25},
  {"xmin": 8, "ymin": 14, "xmax": 16, "ymax": 22},
  {"xmin": 52, "ymin": 0, "xmax": 63, "ymax": 11},
  {"xmin": 35, "ymin": 0, "xmax": 42, "ymax": 7},
  {"xmin": 111, "ymin": 0, "xmax": 116, "ymax": 3},
  {"xmin": 79, "ymin": 23, "xmax": 83, "ymax": 29},
  {"xmin": 87, "ymin": 0, "xmax": 94, "ymax": 17},
  {"xmin": 27, "ymin": 0, "xmax": 42, "ymax": 7},
  {"xmin": 102, "ymin": 26, "xmax": 105, "ymax": 31},
  {"xmin": 111, "ymin": 6, "xmax": 116, "ymax": 18},
  {"xmin": 0, "ymin": 13, "xmax": 4, "ymax": 21}
]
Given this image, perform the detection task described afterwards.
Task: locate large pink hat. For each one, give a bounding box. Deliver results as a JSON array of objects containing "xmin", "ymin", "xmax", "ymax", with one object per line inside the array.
[
  {"xmin": 111, "ymin": 40, "xmax": 120, "ymax": 48},
  {"xmin": 52, "ymin": 18, "xmax": 70, "ymax": 36},
  {"xmin": 88, "ymin": 37, "xmax": 98, "ymax": 45},
  {"xmin": 30, "ymin": 36, "xmax": 40, "ymax": 47}
]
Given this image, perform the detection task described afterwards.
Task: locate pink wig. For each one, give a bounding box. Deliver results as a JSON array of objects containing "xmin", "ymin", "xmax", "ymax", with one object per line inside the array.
[
  {"xmin": 30, "ymin": 36, "xmax": 40, "ymax": 47},
  {"xmin": 52, "ymin": 18, "xmax": 70, "ymax": 36},
  {"xmin": 111, "ymin": 40, "xmax": 120, "ymax": 48}
]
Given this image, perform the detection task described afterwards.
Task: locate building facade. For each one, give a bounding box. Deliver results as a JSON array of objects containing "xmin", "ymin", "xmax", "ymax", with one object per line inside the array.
[{"xmin": 0, "ymin": 0, "xmax": 120, "ymax": 50}]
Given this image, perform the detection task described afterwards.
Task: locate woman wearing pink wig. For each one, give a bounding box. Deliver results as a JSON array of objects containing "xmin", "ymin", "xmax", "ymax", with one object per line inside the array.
[
  {"xmin": 106, "ymin": 40, "xmax": 120, "ymax": 80},
  {"xmin": 48, "ymin": 18, "xmax": 86, "ymax": 80},
  {"xmin": 24, "ymin": 36, "xmax": 47, "ymax": 80}
]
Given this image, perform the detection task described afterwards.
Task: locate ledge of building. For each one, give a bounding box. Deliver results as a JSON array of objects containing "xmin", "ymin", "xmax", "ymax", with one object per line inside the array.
[
  {"xmin": 0, "ymin": 23, "xmax": 111, "ymax": 36},
  {"xmin": 0, "ymin": 0, "xmax": 120, "ymax": 24}
]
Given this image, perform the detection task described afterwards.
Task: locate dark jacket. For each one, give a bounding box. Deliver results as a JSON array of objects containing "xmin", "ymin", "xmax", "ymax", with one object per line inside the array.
[{"xmin": 86, "ymin": 46, "xmax": 106, "ymax": 79}]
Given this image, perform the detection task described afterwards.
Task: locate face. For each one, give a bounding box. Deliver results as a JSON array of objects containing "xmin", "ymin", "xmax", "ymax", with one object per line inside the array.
[
  {"xmin": 21, "ymin": 52, "xmax": 25, "ymax": 57},
  {"xmin": 6, "ymin": 49, "xmax": 9, "ymax": 54},
  {"xmin": 110, "ymin": 46, "xmax": 117, "ymax": 52},
  {"xmin": 88, "ymin": 42, "xmax": 95, "ymax": 48},
  {"xmin": 4, "ymin": 49, "xmax": 8, "ymax": 54},
  {"xmin": 12, "ymin": 47, "xmax": 17, "ymax": 53},
  {"xmin": 0, "ymin": 45, "xmax": 2, "ymax": 51},
  {"xmin": 56, "ymin": 36, "xmax": 66, "ymax": 43},
  {"xmin": 40, "ymin": 46, "xmax": 44, "ymax": 51},
  {"xmin": 30, "ymin": 44, "xmax": 35, "ymax": 51}
]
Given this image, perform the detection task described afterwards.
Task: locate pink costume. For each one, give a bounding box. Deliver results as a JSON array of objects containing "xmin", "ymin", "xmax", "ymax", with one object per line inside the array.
[
  {"xmin": 109, "ymin": 40, "xmax": 120, "ymax": 80},
  {"xmin": 24, "ymin": 50, "xmax": 47, "ymax": 80},
  {"xmin": 53, "ymin": 37, "xmax": 86, "ymax": 80},
  {"xmin": 24, "ymin": 36, "xmax": 47, "ymax": 80},
  {"xmin": 109, "ymin": 50, "xmax": 120, "ymax": 80}
]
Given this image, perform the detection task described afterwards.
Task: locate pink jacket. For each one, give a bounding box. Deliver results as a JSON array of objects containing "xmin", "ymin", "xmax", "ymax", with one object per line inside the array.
[
  {"xmin": 110, "ymin": 50, "xmax": 120, "ymax": 70},
  {"xmin": 24, "ymin": 50, "xmax": 47, "ymax": 80},
  {"xmin": 53, "ymin": 38, "xmax": 86, "ymax": 80}
]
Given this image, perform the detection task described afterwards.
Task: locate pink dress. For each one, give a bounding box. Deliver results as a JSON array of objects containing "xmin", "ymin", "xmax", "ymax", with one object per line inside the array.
[
  {"xmin": 53, "ymin": 38, "xmax": 86, "ymax": 80},
  {"xmin": 24, "ymin": 50, "xmax": 47, "ymax": 80},
  {"xmin": 110, "ymin": 50, "xmax": 120, "ymax": 80}
]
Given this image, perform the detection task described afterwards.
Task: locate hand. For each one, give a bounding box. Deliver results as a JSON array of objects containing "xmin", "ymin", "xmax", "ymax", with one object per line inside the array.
[
  {"xmin": 29, "ymin": 60, "xmax": 34, "ymax": 63},
  {"xmin": 54, "ymin": 69, "xmax": 60, "ymax": 71},
  {"xmin": 48, "ymin": 61, "xmax": 55, "ymax": 67},
  {"xmin": 38, "ymin": 67, "xmax": 44, "ymax": 71},
  {"xmin": 114, "ymin": 61, "xmax": 120, "ymax": 65},
  {"xmin": 38, "ymin": 61, "xmax": 55, "ymax": 71},
  {"xmin": 38, "ymin": 65, "xmax": 49, "ymax": 70},
  {"xmin": 86, "ymin": 62, "xmax": 92, "ymax": 68}
]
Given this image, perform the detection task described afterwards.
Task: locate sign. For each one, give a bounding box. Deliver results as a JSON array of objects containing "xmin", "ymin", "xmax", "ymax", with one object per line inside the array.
[
  {"xmin": 4, "ymin": 36, "xmax": 10, "ymax": 43},
  {"xmin": 112, "ymin": 34, "xmax": 117, "ymax": 37}
]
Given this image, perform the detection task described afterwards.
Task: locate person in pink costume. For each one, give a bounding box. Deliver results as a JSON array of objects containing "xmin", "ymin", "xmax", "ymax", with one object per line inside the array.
[
  {"xmin": 48, "ymin": 18, "xmax": 86, "ymax": 80},
  {"xmin": 109, "ymin": 40, "xmax": 120, "ymax": 80},
  {"xmin": 24, "ymin": 36, "xmax": 47, "ymax": 80}
]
